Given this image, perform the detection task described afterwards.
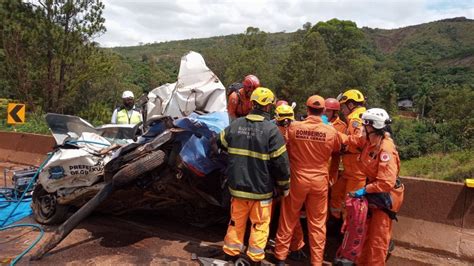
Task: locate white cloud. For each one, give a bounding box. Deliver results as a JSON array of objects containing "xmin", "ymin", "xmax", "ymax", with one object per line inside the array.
[{"xmin": 95, "ymin": 0, "xmax": 474, "ymax": 47}]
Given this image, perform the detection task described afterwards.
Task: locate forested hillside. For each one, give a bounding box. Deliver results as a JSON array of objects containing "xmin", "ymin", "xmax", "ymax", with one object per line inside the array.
[
  {"xmin": 0, "ymin": 1, "xmax": 472, "ymax": 180},
  {"xmin": 112, "ymin": 17, "xmax": 474, "ymax": 112},
  {"xmin": 109, "ymin": 17, "xmax": 474, "ymax": 164}
]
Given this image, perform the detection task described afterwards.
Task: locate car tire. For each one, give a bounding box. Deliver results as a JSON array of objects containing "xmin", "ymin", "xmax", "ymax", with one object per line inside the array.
[{"xmin": 112, "ymin": 150, "xmax": 166, "ymax": 187}]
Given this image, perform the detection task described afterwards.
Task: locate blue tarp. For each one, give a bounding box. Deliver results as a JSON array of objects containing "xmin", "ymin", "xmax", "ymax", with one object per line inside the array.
[
  {"xmin": 0, "ymin": 196, "xmax": 32, "ymax": 226},
  {"xmin": 175, "ymin": 112, "xmax": 229, "ymax": 176},
  {"xmin": 173, "ymin": 111, "xmax": 229, "ymax": 138}
]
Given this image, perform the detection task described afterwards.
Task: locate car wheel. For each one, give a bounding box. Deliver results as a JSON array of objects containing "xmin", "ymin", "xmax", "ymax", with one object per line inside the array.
[{"xmin": 31, "ymin": 184, "xmax": 70, "ymax": 225}]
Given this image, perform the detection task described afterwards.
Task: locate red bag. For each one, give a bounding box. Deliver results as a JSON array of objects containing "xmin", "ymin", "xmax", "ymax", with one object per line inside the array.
[{"xmin": 335, "ymin": 196, "xmax": 369, "ymax": 264}]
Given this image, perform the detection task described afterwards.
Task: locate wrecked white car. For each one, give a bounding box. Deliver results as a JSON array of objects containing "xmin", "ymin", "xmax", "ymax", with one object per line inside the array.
[{"xmin": 30, "ymin": 51, "xmax": 230, "ymax": 260}]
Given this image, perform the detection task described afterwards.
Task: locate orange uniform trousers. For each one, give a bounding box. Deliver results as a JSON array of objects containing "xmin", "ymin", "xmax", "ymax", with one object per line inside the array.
[
  {"xmin": 357, "ymin": 208, "xmax": 392, "ymax": 265},
  {"xmin": 272, "ymin": 201, "xmax": 305, "ymax": 252},
  {"xmin": 289, "ymin": 216, "xmax": 305, "ymax": 252},
  {"xmin": 275, "ymin": 176, "xmax": 328, "ymax": 265},
  {"xmin": 223, "ymin": 198, "xmax": 272, "ymax": 262}
]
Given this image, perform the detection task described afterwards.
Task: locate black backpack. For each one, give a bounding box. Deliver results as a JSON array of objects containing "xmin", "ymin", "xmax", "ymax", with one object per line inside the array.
[{"xmin": 227, "ymin": 82, "xmax": 243, "ymax": 96}]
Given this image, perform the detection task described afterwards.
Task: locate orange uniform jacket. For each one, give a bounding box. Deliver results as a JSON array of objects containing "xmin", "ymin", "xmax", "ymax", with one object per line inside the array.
[
  {"xmin": 341, "ymin": 106, "xmax": 366, "ymax": 179},
  {"xmin": 286, "ymin": 116, "xmax": 342, "ymax": 178},
  {"xmin": 348, "ymin": 134, "xmax": 404, "ymax": 212},
  {"xmin": 227, "ymin": 88, "xmax": 252, "ymax": 119},
  {"xmin": 331, "ymin": 116, "xmax": 347, "ymax": 134}
]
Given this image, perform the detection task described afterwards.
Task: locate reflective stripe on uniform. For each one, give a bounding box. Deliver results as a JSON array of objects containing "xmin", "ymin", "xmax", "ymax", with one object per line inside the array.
[
  {"xmin": 277, "ymin": 179, "xmax": 290, "ymax": 186},
  {"xmin": 260, "ymin": 199, "xmax": 272, "ymax": 205},
  {"xmin": 229, "ymin": 187, "xmax": 273, "ymax": 200},
  {"xmin": 246, "ymin": 114, "xmax": 265, "ymax": 121},
  {"xmin": 220, "ymin": 130, "xmax": 228, "ymax": 148},
  {"xmin": 224, "ymin": 242, "xmax": 244, "ymax": 252},
  {"xmin": 270, "ymin": 145, "xmax": 287, "ymax": 158},
  {"xmin": 228, "ymin": 147, "xmax": 270, "ymax": 160},
  {"xmin": 247, "ymin": 246, "xmax": 265, "ymax": 255}
]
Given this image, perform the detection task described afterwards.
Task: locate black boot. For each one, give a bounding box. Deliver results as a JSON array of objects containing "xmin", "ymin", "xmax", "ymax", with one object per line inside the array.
[
  {"xmin": 248, "ymin": 260, "xmax": 261, "ymax": 266},
  {"xmin": 225, "ymin": 254, "xmax": 238, "ymax": 263},
  {"xmin": 235, "ymin": 255, "xmax": 261, "ymax": 266},
  {"xmin": 274, "ymin": 259, "xmax": 285, "ymax": 266},
  {"xmin": 288, "ymin": 249, "xmax": 307, "ymax": 261}
]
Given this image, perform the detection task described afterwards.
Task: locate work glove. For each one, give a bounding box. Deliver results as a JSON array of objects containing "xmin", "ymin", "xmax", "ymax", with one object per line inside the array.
[{"xmin": 353, "ymin": 187, "xmax": 367, "ymax": 198}]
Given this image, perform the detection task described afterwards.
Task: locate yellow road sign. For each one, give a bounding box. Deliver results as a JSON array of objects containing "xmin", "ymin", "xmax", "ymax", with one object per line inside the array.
[{"xmin": 7, "ymin": 103, "xmax": 26, "ymax": 124}]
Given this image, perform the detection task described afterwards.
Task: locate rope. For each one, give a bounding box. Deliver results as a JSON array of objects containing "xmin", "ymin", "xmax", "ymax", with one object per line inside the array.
[{"xmin": 0, "ymin": 153, "xmax": 53, "ymax": 265}]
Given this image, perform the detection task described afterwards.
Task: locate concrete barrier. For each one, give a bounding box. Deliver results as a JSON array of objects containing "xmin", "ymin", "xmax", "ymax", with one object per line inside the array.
[
  {"xmin": 0, "ymin": 131, "xmax": 54, "ymax": 166},
  {"xmin": 393, "ymin": 177, "xmax": 474, "ymax": 261}
]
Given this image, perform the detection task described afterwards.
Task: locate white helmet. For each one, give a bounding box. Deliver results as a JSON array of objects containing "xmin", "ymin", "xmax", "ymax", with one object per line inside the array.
[
  {"xmin": 361, "ymin": 108, "xmax": 391, "ymax": 129},
  {"xmin": 122, "ymin": 90, "xmax": 134, "ymax": 99}
]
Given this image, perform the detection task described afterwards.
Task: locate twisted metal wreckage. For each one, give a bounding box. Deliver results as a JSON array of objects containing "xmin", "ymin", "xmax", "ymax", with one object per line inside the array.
[{"xmin": 30, "ymin": 51, "xmax": 231, "ymax": 260}]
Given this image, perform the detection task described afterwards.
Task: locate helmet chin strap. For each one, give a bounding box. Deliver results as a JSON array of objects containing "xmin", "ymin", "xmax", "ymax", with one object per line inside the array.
[{"xmin": 364, "ymin": 125, "xmax": 379, "ymax": 141}]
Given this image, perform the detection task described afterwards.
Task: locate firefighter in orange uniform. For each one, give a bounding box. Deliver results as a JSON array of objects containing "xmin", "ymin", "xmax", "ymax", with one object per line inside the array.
[
  {"xmin": 324, "ymin": 98, "xmax": 347, "ymax": 133},
  {"xmin": 274, "ymin": 104, "xmax": 306, "ymax": 261},
  {"xmin": 274, "ymin": 95, "xmax": 342, "ymax": 265},
  {"xmin": 330, "ymin": 89, "xmax": 367, "ymax": 219},
  {"xmin": 227, "ymin": 75, "xmax": 260, "ymax": 121},
  {"xmin": 219, "ymin": 87, "xmax": 290, "ymax": 265},
  {"xmin": 346, "ymin": 108, "xmax": 404, "ymax": 265},
  {"xmin": 324, "ymin": 98, "xmax": 347, "ymax": 186}
]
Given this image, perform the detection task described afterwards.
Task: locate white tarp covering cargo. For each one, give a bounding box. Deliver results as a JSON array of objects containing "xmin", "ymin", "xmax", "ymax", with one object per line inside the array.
[{"xmin": 146, "ymin": 51, "xmax": 227, "ymax": 119}]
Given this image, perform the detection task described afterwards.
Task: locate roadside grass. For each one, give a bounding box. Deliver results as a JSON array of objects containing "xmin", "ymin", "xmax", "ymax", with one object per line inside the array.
[
  {"xmin": 0, "ymin": 111, "xmax": 50, "ymax": 135},
  {"xmin": 400, "ymin": 149, "xmax": 474, "ymax": 182}
]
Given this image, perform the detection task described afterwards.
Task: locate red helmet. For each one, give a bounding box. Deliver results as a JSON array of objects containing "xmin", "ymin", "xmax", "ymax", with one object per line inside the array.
[
  {"xmin": 242, "ymin": 75, "xmax": 260, "ymax": 92},
  {"xmin": 306, "ymin": 95, "xmax": 325, "ymax": 109},
  {"xmin": 276, "ymin": 100, "xmax": 289, "ymax": 107},
  {"xmin": 325, "ymin": 98, "xmax": 340, "ymax": 111}
]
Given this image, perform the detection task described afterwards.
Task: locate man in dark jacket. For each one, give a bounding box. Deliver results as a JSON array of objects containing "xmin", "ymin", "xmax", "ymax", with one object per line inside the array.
[{"xmin": 218, "ymin": 87, "xmax": 291, "ymax": 265}]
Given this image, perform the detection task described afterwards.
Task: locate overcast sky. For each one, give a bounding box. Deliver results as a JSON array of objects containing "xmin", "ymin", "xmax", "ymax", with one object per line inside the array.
[{"xmin": 96, "ymin": 0, "xmax": 474, "ymax": 47}]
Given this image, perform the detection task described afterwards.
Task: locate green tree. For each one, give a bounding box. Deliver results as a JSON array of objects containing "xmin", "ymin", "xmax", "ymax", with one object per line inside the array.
[
  {"xmin": 1, "ymin": 1, "xmax": 43, "ymax": 110},
  {"xmin": 280, "ymin": 31, "xmax": 332, "ymax": 109},
  {"xmin": 38, "ymin": 0, "xmax": 106, "ymax": 113},
  {"xmin": 279, "ymin": 18, "xmax": 393, "ymax": 111},
  {"xmin": 311, "ymin": 19, "xmax": 387, "ymax": 105},
  {"xmin": 224, "ymin": 27, "xmax": 279, "ymax": 89},
  {"xmin": 413, "ymin": 82, "xmax": 435, "ymax": 118},
  {"xmin": 313, "ymin": 19, "xmax": 365, "ymax": 56},
  {"xmin": 1, "ymin": 0, "xmax": 106, "ymax": 113}
]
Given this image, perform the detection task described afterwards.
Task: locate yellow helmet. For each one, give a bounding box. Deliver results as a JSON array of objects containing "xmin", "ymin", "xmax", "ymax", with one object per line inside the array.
[
  {"xmin": 275, "ymin": 104, "xmax": 295, "ymax": 121},
  {"xmin": 338, "ymin": 89, "xmax": 365, "ymax": 104},
  {"xmin": 250, "ymin": 87, "xmax": 275, "ymax": 106}
]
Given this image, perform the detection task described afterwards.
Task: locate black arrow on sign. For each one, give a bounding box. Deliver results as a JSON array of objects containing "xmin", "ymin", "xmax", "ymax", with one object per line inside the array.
[{"xmin": 9, "ymin": 105, "xmax": 24, "ymax": 123}]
